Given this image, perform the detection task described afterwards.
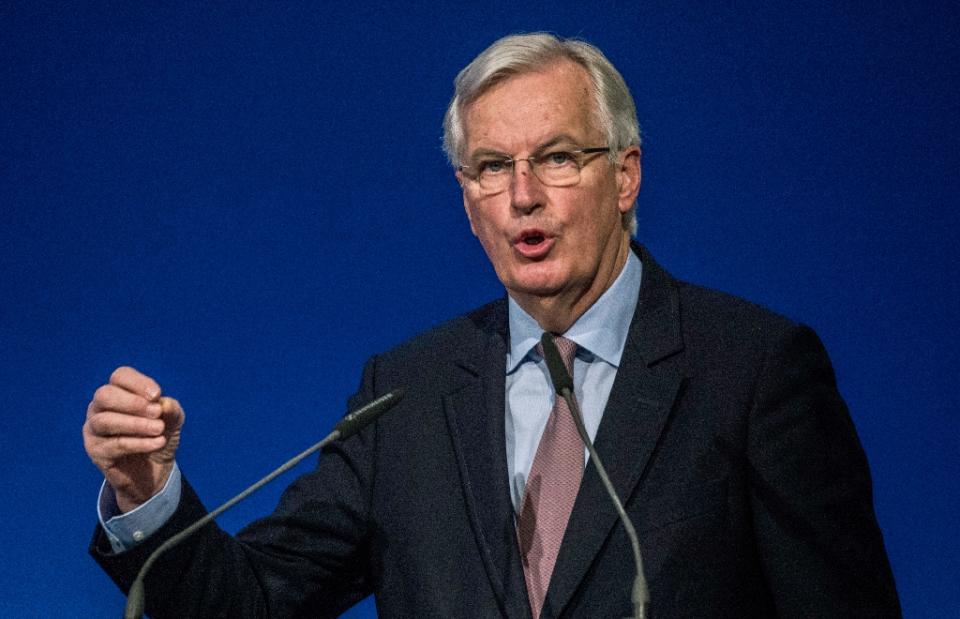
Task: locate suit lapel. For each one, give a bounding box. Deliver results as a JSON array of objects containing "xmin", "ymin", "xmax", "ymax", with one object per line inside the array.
[
  {"xmin": 543, "ymin": 248, "xmax": 686, "ymax": 618},
  {"xmin": 444, "ymin": 301, "xmax": 531, "ymax": 619}
]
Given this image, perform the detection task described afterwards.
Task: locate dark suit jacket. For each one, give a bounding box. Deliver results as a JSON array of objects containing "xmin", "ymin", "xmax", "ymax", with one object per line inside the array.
[{"xmin": 92, "ymin": 246, "xmax": 900, "ymax": 618}]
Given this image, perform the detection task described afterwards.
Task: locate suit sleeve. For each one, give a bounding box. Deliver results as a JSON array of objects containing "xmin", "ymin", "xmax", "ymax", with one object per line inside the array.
[
  {"xmin": 746, "ymin": 325, "xmax": 901, "ymax": 617},
  {"xmin": 89, "ymin": 356, "xmax": 382, "ymax": 619}
]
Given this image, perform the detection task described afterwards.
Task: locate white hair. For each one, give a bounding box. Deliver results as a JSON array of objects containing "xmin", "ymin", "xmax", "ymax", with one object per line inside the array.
[{"xmin": 443, "ymin": 33, "xmax": 641, "ymax": 234}]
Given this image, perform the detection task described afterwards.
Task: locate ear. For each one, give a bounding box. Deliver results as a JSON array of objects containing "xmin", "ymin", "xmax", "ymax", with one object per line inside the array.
[
  {"xmin": 616, "ymin": 146, "xmax": 642, "ymax": 215},
  {"xmin": 456, "ymin": 169, "xmax": 479, "ymax": 236}
]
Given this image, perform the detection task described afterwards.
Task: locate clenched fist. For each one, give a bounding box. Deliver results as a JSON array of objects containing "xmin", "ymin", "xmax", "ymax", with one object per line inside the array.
[{"xmin": 83, "ymin": 366, "xmax": 185, "ymax": 513}]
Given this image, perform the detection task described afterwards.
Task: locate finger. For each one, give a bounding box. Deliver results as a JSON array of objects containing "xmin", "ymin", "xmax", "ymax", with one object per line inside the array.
[
  {"xmin": 89, "ymin": 384, "xmax": 160, "ymax": 418},
  {"xmin": 109, "ymin": 366, "xmax": 161, "ymax": 402},
  {"xmin": 86, "ymin": 411, "xmax": 166, "ymax": 438},
  {"xmin": 91, "ymin": 434, "xmax": 168, "ymax": 460}
]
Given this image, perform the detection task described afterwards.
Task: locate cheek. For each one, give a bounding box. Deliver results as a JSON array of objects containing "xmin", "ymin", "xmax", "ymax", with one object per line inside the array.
[
  {"xmin": 466, "ymin": 208, "xmax": 505, "ymax": 257},
  {"xmin": 564, "ymin": 195, "xmax": 606, "ymax": 236},
  {"xmin": 562, "ymin": 196, "xmax": 621, "ymax": 257},
  {"xmin": 469, "ymin": 210, "xmax": 492, "ymax": 241},
  {"xmin": 466, "ymin": 201, "xmax": 503, "ymax": 239}
]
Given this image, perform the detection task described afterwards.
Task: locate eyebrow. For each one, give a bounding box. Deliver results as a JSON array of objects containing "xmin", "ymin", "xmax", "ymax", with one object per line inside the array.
[
  {"xmin": 467, "ymin": 134, "xmax": 582, "ymax": 161},
  {"xmin": 533, "ymin": 134, "xmax": 580, "ymax": 153}
]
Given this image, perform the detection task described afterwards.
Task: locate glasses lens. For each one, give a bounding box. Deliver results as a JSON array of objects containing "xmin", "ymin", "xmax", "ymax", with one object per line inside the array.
[
  {"xmin": 536, "ymin": 151, "xmax": 581, "ymax": 186},
  {"xmin": 477, "ymin": 158, "xmax": 510, "ymax": 193},
  {"xmin": 476, "ymin": 155, "xmax": 582, "ymax": 193}
]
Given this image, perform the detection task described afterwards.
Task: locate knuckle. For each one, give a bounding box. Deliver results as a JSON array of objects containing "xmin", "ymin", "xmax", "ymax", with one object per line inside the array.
[
  {"xmin": 109, "ymin": 366, "xmax": 133, "ymax": 384},
  {"xmin": 87, "ymin": 414, "xmax": 108, "ymax": 436},
  {"xmin": 93, "ymin": 384, "xmax": 113, "ymax": 405},
  {"xmin": 85, "ymin": 435, "xmax": 106, "ymax": 459}
]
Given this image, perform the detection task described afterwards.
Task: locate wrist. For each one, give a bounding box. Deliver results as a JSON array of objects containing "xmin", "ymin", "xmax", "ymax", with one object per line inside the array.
[{"xmin": 112, "ymin": 464, "xmax": 174, "ymax": 513}]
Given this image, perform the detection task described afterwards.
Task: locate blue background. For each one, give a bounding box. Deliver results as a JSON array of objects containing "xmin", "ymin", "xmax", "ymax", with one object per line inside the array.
[{"xmin": 2, "ymin": 2, "xmax": 957, "ymax": 617}]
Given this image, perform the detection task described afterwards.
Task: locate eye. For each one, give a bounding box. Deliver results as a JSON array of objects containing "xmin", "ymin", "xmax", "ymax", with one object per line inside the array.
[
  {"xmin": 478, "ymin": 158, "xmax": 510, "ymax": 175},
  {"xmin": 541, "ymin": 151, "xmax": 575, "ymax": 167}
]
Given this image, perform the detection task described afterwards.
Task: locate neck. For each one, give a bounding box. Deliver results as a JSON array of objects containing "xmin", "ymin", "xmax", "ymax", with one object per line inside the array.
[{"xmin": 514, "ymin": 234, "xmax": 631, "ymax": 333}]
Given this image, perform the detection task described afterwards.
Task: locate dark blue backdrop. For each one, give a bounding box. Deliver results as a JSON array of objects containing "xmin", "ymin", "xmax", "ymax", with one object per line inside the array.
[{"xmin": 2, "ymin": 2, "xmax": 957, "ymax": 617}]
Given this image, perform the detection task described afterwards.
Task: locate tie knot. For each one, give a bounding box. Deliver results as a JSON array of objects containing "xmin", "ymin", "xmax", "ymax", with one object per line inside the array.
[{"xmin": 536, "ymin": 335, "xmax": 578, "ymax": 375}]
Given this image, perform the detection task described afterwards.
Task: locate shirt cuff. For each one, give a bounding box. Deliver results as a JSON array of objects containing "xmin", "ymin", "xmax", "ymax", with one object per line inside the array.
[{"xmin": 97, "ymin": 463, "xmax": 182, "ymax": 553}]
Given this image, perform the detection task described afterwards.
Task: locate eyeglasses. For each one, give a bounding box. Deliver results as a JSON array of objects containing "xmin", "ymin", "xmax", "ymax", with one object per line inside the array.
[{"xmin": 458, "ymin": 147, "xmax": 611, "ymax": 194}]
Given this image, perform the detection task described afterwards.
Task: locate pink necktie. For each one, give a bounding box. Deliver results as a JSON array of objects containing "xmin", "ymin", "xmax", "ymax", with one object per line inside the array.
[{"xmin": 517, "ymin": 336, "xmax": 583, "ymax": 619}]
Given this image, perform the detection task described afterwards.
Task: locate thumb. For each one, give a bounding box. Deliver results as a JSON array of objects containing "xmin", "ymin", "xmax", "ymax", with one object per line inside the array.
[
  {"xmin": 159, "ymin": 396, "xmax": 185, "ymax": 432},
  {"xmin": 155, "ymin": 396, "xmax": 184, "ymax": 461}
]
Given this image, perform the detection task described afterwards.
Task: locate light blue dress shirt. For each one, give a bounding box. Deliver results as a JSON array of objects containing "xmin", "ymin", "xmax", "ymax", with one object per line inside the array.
[
  {"xmin": 97, "ymin": 462, "xmax": 182, "ymax": 552},
  {"xmin": 100, "ymin": 252, "xmax": 642, "ymax": 551},
  {"xmin": 505, "ymin": 252, "xmax": 642, "ymax": 511}
]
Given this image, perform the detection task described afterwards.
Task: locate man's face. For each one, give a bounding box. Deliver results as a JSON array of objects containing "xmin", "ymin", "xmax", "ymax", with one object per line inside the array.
[{"xmin": 458, "ymin": 60, "xmax": 640, "ymax": 311}]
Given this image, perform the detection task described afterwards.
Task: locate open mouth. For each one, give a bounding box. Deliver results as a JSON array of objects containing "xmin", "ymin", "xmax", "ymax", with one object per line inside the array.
[
  {"xmin": 521, "ymin": 232, "xmax": 546, "ymax": 245},
  {"xmin": 513, "ymin": 229, "xmax": 555, "ymax": 258}
]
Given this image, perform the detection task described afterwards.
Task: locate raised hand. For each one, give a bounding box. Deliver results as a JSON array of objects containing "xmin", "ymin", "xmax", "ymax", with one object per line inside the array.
[{"xmin": 83, "ymin": 366, "xmax": 184, "ymax": 512}]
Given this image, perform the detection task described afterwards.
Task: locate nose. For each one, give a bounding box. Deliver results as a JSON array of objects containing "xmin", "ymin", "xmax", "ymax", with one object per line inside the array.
[{"xmin": 509, "ymin": 159, "xmax": 544, "ymax": 214}]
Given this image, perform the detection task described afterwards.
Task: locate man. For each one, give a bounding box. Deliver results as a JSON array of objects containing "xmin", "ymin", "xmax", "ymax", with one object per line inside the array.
[{"xmin": 85, "ymin": 33, "xmax": 900, "ymax": 617}]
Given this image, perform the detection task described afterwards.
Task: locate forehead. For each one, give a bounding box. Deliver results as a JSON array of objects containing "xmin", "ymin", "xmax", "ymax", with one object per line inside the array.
[{"xmin": 462, "ymin": 60, "xmax": 600, "ymax": 155}]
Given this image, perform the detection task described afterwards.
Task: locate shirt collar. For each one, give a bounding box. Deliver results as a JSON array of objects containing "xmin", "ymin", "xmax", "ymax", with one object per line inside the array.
[{"xmin": 506, "ymin": 251, "xmax": 643, "ymax": 373}]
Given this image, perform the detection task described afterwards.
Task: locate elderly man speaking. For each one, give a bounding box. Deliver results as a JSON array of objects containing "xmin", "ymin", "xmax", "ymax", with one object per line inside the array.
[{"xmin": 85, "ymin": 33, "xmax": 901, "ymax": 618}]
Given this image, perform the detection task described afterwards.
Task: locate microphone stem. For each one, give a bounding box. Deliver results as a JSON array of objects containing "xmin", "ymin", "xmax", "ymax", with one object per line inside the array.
[
  {"xmin": 123, "ymin": 388, "xmax": 404, "ymax": 619},
  {"xmin": 124, "ymin": 429, "xmax": 341, "ymax": 619},
  {"xmin": 561, "ymin": 387, "xmax": 649, "ymax": 619}
]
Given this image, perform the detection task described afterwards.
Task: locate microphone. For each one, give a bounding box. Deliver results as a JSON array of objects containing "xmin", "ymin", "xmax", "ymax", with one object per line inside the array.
[
  {"xmin": 123, "ymin": 388, "xmax": 405, "ymax": 619},
  {"xmin": 540, "ymin": 333, "xmax": 649, "ymax": 619}
]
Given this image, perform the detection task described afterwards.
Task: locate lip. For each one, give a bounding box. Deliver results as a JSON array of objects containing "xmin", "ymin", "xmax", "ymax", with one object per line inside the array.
[{"xmin": 512, "ymin": 229, "xmax": 556, "ymax": 260}]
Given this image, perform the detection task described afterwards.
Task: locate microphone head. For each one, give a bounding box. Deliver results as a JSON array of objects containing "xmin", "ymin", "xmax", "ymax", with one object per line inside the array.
[
  {"xmin": 335, "ymin": 388, "xmax": 405, "ymax": 439},
  {"xmin": 540, "ymin": 332, "xmax": 574, "ymax": 393}
]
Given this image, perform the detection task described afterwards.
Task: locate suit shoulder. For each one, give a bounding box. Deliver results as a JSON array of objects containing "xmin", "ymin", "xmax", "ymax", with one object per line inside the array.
[
  {"xmin": 667, "ymin": 279, "xmax": 837, "ymax": 399},
  {"xmin": 673, "ymin": 279, "xmax": 805, "ymax": 352}
]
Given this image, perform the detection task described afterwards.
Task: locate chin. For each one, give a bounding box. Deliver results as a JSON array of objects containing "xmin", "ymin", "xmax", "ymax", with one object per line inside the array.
[{"xmin": 503, "ymin": 268, "xmax": 569, "ymax": 298}]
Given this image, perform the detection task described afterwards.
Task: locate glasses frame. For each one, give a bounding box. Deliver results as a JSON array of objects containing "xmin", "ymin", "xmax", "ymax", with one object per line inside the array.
[{"xmin": 458, "ymin": 146, "xmax": 611, "ymax": 193}]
